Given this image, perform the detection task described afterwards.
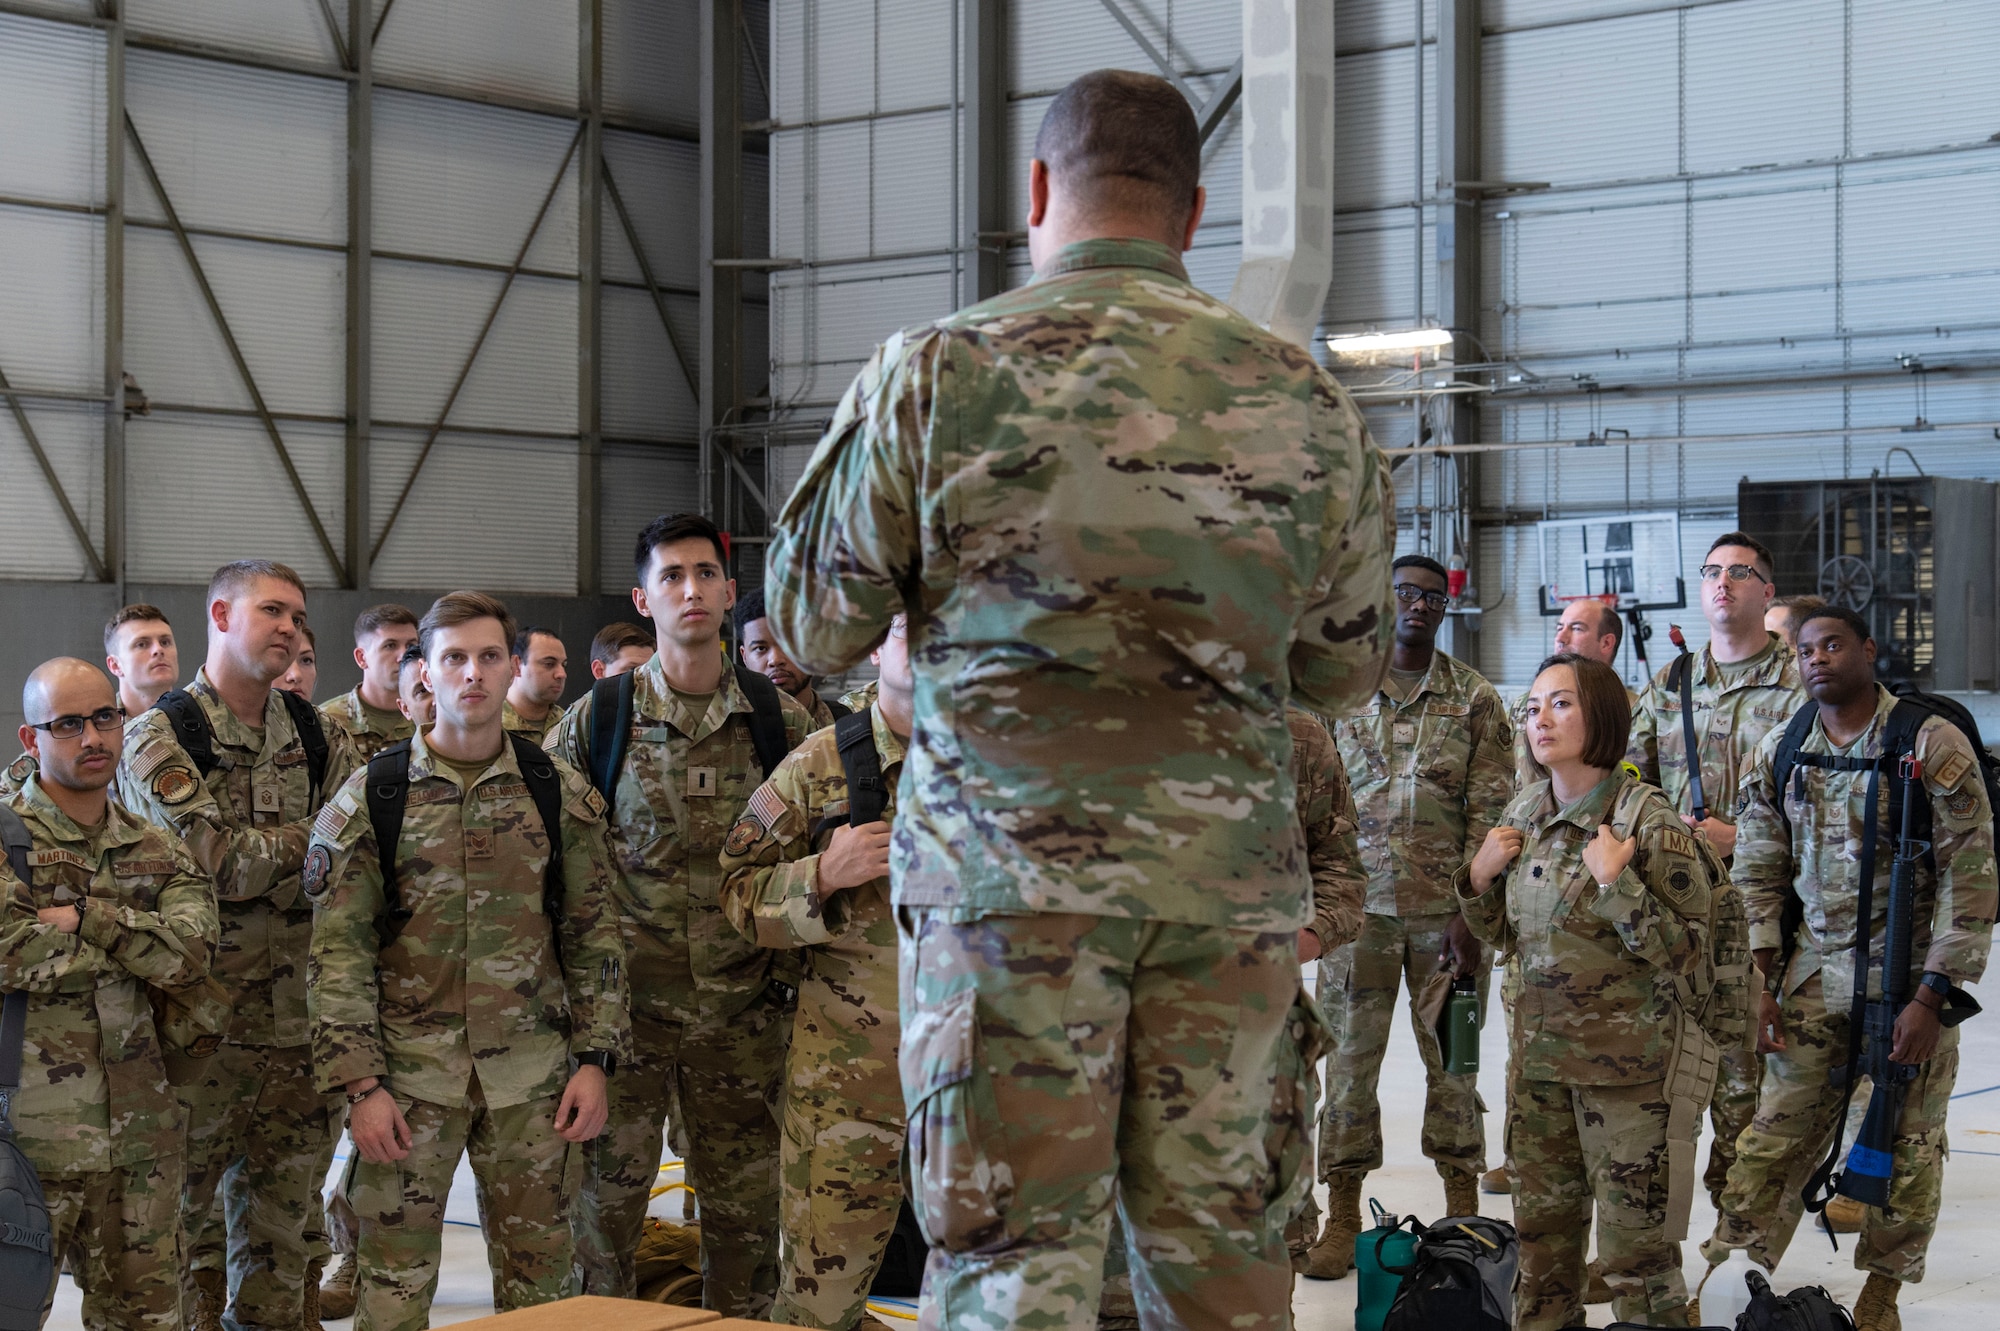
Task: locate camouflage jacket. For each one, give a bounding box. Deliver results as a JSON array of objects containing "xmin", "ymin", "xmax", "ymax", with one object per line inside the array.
[
  {"xmin": 547, "ymin": 653, "xmax": 812, "ymax": 1024},
  {"xmin": 0, "ymin": 778, "xmax": 216, "ymax": 1171},
  {"xmin": 503, "ymin": 699, "xmax": 566, "ymax": 745},
  {"xmin": 762, "ymin": 236, "xmax": 1394, "ymax": 932},
  {"xmin": 320, "ymin": 686, "xmax": 413, "ymax": 762},
  {"xmin": 1736, "ymin": 686, "xmax": 1996, "ymax": 1009},
  {"xmin": 305, "ymin": 731, "xmax": 629, "ymax": 1108},
  {"xmin": 1291, "ymin": 708, "xmax": 1366, "ymax": 954},
  {"xmin": 116, "ymin": 668, "xmax": 358, "ymax": 1047},
  {"xmin": 719, "ymin": 705, "xmax": 904, "ymax": 1125},
  {"xmin": 1337, "ymin": 651, "xmax": 1514, "ymax": 917},
  {"xmin": 835, "ymin": 681, "xmax": 879, "ymax": 715},
  {"xmin": 1456, "ymin": 770, "xmax": 1707, "ymax": 1084},
  {"xmin": 1628, "ymin": 634, "xmax": 1805, "ymax": 828}
]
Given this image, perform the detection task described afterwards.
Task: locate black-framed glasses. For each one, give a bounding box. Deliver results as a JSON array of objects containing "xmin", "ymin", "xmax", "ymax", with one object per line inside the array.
[
  {"xmin": 1699, "ymin": 563, "xmax": 1770, "ymax": 585},
  {"xmin": 28, "ymin": 707, "xmax": 126, "ymax": 740},
  {"xmin": 1393, "ymin": 583, "xmax": 1450, "ymax": 612}
]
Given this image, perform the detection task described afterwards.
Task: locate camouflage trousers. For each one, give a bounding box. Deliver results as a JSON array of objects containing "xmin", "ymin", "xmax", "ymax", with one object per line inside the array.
[
  {"xmin": 1510, "ymin": 1076, "xmax": 1689, "ymax": 1331},
  {"xmin": 36, "ymin": 1155, "xmax": 184, "ymax": 1331},
  {"xmin": 1704, "ymin": 1047, "xmax": 1762, "ymax": 1205},
  {"xmin": 1317, "ymin": 912, "xmax": 1488, "ymax": 1182},
  {"xmin": 180, "ymin": 1040, "xmax": 335, "ymax": 1330},
  {"xmin": 1704, "ymin": 975, "xmax": 1959, "ymax": 1283},
  {"xmin": 899, "ymin": 908, "xmax": 1308, "ymax": 1331},
  {"xmin": 348, "ymin": 1082, "xmax": 576, "ymax": 1331},
  {"xmin": 572, "ymin": 987, "xmax": 785, "ymax": 1314},
  {"xmin": 772, "ymin": 1088, "xmax": 905, "ymax": 1329}
]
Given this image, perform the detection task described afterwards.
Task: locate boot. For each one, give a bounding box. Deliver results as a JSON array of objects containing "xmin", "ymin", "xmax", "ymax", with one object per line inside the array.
[
  {"xmin": 1582, "ymin": 1259, "xmax": 1614, "ymax": 1304},
  {"xmin": 188, "ymin": 1270, "xmax": 226, "ymax": 1331},
  {"xmin": 1821, "ymin": 1195, "xmax": 1866, "ymax": 1234},
  {"xmin": 303, "ymin": 1258, "xmax": 325, "ymax": 1331},
  {"xmin": 1853, "ymin": 1272, "xmax": 1901, "ymax": 1331},
  {"xmin": 318, "ymin": 1253, "xmax": 358, "ymax": 1321},
  {"xmin": 1479, "ymin": 1164, "xmax": 1510, "ymax": 1195},
  {"xmin": 1301, "ymin": 1175, "xmax": 1364, "ymax": 1281},
  {"xmin": 1442, "ymin": 1165, "xmax": 1479, "ymax": 1218}
]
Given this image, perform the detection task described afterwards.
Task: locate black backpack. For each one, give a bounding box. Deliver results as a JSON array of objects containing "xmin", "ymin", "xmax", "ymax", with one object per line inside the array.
[
  {"xmin": 581, "ymin": 665, "xmax": 790, "ymax": 803},
  {"xmin": 365, "ymin": 735, "xmax": 565, "ymax": 953},
  {"xmin": 1733, "ymin": 1269, "xmax": 1856, "ymax": 1330},
  {"xmin": 1380, "ymin": 1215, "xmax": 1516, "ymax": 1331},
  {"xmin": 154, "ymin": 687, "xmax": 331, "ymax": 804},
  {"xmin": 868, "ymin": 1199, "xmax": 929, "ymax": 1298},
  {"xmin": 0, "ymin": 816, "xmax": 55, "ymax": 1329}
]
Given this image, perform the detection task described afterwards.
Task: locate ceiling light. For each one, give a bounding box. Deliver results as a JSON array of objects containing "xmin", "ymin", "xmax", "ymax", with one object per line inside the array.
[{"xmin": 1325, "ymin": 327, "xmax": 1456, "ymax": 354}]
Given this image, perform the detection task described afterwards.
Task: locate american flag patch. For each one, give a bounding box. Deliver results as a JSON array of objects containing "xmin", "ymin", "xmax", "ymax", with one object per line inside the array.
[{"xmin": 748, "ymin": 783, "xmax": 786, "ymax": 831}]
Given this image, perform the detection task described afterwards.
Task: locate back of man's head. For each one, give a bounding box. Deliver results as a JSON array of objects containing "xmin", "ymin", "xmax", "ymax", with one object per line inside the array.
[{"xmin": 1034, "ymin": 69, "xmax": 1199, "ymax": 233}]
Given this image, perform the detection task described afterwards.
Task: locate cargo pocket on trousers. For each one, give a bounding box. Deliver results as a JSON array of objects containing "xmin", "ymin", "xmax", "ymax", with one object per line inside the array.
[
  {"xmin": 1266, "ymin": 987, "xmax": 1334, "ymax": 1213},
  {"xmin": 902, "ymin": 987, "xmax": 1010, "ymax": 1253}
]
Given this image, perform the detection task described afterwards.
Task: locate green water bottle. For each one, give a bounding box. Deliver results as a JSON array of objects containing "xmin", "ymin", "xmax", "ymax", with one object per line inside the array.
[
  {"xmin": 1354, "ymin": 1198, "xmax": 1418, "ymax": 1331},
  {"xmin": 1443, "ymin": 975, "xmax": 1481, "ymax": 1075}
]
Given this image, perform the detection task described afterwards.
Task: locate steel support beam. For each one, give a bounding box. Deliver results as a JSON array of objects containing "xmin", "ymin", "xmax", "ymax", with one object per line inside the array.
[
  {"xmin": 0, "ymin": 361, "xmax": 111, "ymax": 580},
  {"xmin": 604, "ymin": 161, "xmax": 699, "ymax": 399},
  {"xmin": 578, "ymin": 0, "xmax": 603, "ymax": 596},
  {"xmin": 343, "ymin": 0, "xmax": 372, "ymax": 588},
  {"xmin": 698, "ymin": 0, "xmax": 744, "ymax": 522},
  {"xmin": 957, "ymin": 0, "xmax": 1005, "ymax": 307},
  {"xmin": 1438, "ymin": 0, "xmax": 1482, "ymax": 658},
  {"xmin": 103, "ymin": 0, "xmax": 125, "ymax": 589}
]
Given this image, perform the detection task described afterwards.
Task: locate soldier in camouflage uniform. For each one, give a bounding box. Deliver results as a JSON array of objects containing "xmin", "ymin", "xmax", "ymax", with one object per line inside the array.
[
  {"xmin": 1307, "ymin": 554, "xmax": 1512, "ymax": 1276},
  {"xmin": 320, "ymin": 604, "xmax": 421, "ymax": 764},
  {"xmin": 718, "ymin": 616, "xmax": 915, "ymax": 1330},
  {"xmin": 504, "ymin": 626, "xmax": 568, "ymax": 744},
  {"xmin": 835, "ymin": 681, "xmax": 878, "ymax": 716},
  {"xmin": 1703, "ymin": 608, "xmax": 1995, "ymax": 1331},
  {"xmin": 552, "ymin": 513, "xmax": 813, "ymax": 1316},
  {"xmin": 104, "ymin": 603, "xmax": 181, "ymax": 720},
  {"xmin": 762, "ymin": 71, "xmax": 1393, "ymax": 1331},
  {"xmin": 736, "ymin": 589, "xmax": 846, "ymax": 729},
  {"xmin": 1461, "ymin": 653, "xmax": 1710, "ymax": 1329},
  {"xmin": 116, "ymin": 560, "xmax": 359, "ymax": 1331},
  {"xmin": 4, "ymin": 658, "xmax": 218, "ymax": 1331},
  {"xmin": 305, "ymin": 593, "xmax": 629, "ymax": 1331},
  {"xmin": 1628, "ymin": 532, "xmax": 1806, "ymax": 1209}
]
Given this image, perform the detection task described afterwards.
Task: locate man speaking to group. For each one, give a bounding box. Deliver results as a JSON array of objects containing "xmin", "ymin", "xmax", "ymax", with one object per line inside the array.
[{"xmin": 763, "ymin": 68, "xmax": 1393, "ymax": 1331}]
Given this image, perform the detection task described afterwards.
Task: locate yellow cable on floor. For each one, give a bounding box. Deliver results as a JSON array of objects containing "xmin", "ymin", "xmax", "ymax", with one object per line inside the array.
[
  {"xmin": 649, "ymin": 1181, "xmax": 695, "ymax": 1200},
  {"xmin": 865, "ymin": 1301, "xmax": 918, "ymax": 1321}
]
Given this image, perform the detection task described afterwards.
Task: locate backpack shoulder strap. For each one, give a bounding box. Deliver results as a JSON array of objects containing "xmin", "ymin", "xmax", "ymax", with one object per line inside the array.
[
  {"xmin": 278, "ymin": 689, "xmax": 330, "ymax": 803},
  {"xmin": 825, "ymin": 697, "xmax": 852, "ymax": 722},
  {"xmin": 733, "ymin": 665, "xmax": 792, "ymax": 778},
  {"xmin": 154, "ymin": 689, "xmax": 220, "ymax": 777},
  {"xmin": 507, "ymin": 733, "xmax": 566, "ymax": 924},
  {"xmin": 0, "ymin": 804, "xmax": 30, "ymax": 887},
  {"xmin": 584, "ymin": 673, "xmax": 635, "ymax": 803},
  {"xmin": 1672, "ymin": 650, "xmax": 1709, "ymax": 820},
  {"xmin": 366, "ymin": 740, "xmax": 413, "ymax": 945},
  {"xmin": 0, "ymin": 987, "xmax": 25, "ymax": 1129},
  {"xmin": 834, "ymin": 706, "xmax": 886, "ymax": 826},
  {"xmin": 1770, "ymin": 700, "xmax": 1823, "ymax": 826}
]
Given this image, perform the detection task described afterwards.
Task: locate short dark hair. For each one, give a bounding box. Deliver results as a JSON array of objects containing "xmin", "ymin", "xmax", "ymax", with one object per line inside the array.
[
  {"xmin": 298, "ymin": 625, "xmax": 316, "ymax": 652},
  {"xmin": 513, "ymin": 625, "xmax": 559, "ymax": 660},
  {"xmin": 1534, "ymin": 652, "xmax": 1632, "ymax": 770},
  {"xmin": 1797, "ymin": 604, "xmax": 1871, "ymax": 646},
  {"xmin": 634, "ymin": 513, "xmax": 727, "ymax": 582},
  {"xmin": 104, "ymin": 603, "xmax": 171, "ymax": 655},
  {"xmin": 398, "ymin": 641, "xmax": 424, "ymax": 672},
  {"xmin": 591, "ymin": 622, "xmax": 654, "ymax": 667},
  {"xmin": 1034, "ymin": 70, "xmax": 1200, "ymax": 232},
  {"xmin": 209, "ymin": 559, "xmax": 305, "ymax": 607},
  {"xmin": 733, "ymin": 588, "xmax": 767, "ymax": 635},
  {"xmin": 354, "ymin": 603, "xmax": 419, "ymax": 643},
  {"xmin": 1706, "ymin": 531, "xmax": 1775, "ymax": 580},
  {"xmin": 419, "ymin": 592, "xmax": 518, "ymax": 662},
  {"xmin": 1392, "ymin": 554, "xmax": 1449, "ymax": 582}
]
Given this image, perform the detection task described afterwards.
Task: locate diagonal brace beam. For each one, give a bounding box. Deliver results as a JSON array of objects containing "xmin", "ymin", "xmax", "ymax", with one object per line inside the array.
[
  {"xmin": 0, "ymin": 360, "xmax": 111, "ymax": 581},
  {"xmin": 1197, "ymin": 57, "xmax": 1244, "ymax": 146},
  {"xmin": 602, "ymin": 155, "xmax": 699, "ymax": 401},
  {"xmin": 1095, "ymin": 0, "xmax": 1193, "ymax": 102},
  {"xmin": 126, "ymin": 113, "xmax": 349, "ymax": 583},
  {"xmin": 371, "ymin": 125, "xmax": 583, "ymax": 563}
]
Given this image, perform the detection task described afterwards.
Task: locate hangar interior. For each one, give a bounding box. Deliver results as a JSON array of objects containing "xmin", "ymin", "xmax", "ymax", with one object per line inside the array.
[{"xmin": 6, "ymin": 1, "xmax": 2000, "ymax": 1329}]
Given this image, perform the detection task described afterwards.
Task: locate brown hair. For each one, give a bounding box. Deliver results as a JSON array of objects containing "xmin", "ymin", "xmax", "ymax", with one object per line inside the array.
[
  {"xmin": 1034, "ymin": 69, "xmax": 1200, "ymax": 232},
  {"xmin": 104, "ymin": 603, "xmax": 171, "ymax": 655},
  {"xmin": 208, "ymin": 559, "xmax": 306, "ymax": 607},
  {"xmin": 1534, "ymin": 652, "xmax": 1631, "ymax": 769},
  {"xmin": 1706, "ymin": 530, "xmax": 1776, "ymax": 580},
  {"xmin": 1774, "ymin": 593, "xmax": 1825, "ymax": 616},
  {"xmin": 591, "ymin": 621, "xmax": 654, "ymax": 667},
  {"xmin": 418, "ymin": 591, "xmax": 518, "ymax": 662},
  {"xmin": 354, "ymin": 603, "xmax": 419, "ymax": 643}
]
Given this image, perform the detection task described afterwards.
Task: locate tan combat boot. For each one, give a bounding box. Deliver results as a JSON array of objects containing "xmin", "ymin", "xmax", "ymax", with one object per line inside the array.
[
  {"xmin": 1442, "ymin": 1165, "xmax": 1480, "ymax": 1218},
  {"xmin": 1853, "ymin": 1272, "xmax": 1901, "ymax": 1331},
  {"xmin": 1583, "ymin": 1259, "xmax": 1614, "ymax": 1304},
  {"xmin": 1822, "ymin": 1195, "xmax": 1866, "ymax": 1234},
  {"xmin": 1302, "ymin": 1175, "xmax": 1364, "ymax": 1280},
  {"xmin": 1479, "ymin": 1164, "xmax": 1511, "ymax": 1195},
  {"xmin": 188, "ymin": 1270, "xmax": 226, "ymax": 1331},
  {"xmin": 318, "ymin": 1253, "xmax": 358, "ymax": 1320},
  {"xmin": 303, "ymin": 1258, "xmax": 325, "ymax": 1331}
]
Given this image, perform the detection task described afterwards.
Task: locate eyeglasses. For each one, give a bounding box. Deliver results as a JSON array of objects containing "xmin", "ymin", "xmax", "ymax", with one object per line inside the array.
[
  {"xmin": 28, "ymin": 706, "xmax": 126, "ymax": 740},
  {"xmin": 1393, "ymin": 583, "xmax": 1450, "ymax": 612},
  {"xmin": 1699, "ymin": 563, "xmax": 1770, "ymax": 585}
]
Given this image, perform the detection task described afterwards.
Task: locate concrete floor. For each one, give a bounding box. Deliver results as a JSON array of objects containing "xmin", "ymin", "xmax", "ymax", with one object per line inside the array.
[{"xmin": 47, "ymin": 982, "xmax": 2000, "ymax": 1329}]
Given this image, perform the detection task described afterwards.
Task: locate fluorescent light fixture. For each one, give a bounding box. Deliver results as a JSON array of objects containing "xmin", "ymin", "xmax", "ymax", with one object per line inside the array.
[{"xmin": 1325, "ymin": 327, "xmax": 1456, "ymax": 354}]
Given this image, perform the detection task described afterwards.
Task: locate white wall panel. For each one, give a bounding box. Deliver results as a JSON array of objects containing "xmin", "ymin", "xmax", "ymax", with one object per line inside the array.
[
  {"xmin": 0, "ymin": 209, "xmax": 102, "ymax": 394},
  {"xmin": 369, "ymin": 430, "xmax": 577, "ymax": 593},
  {"xmin": 371, "ymin": 263, "xmax": 576, "ymax": 434},
  {"xmin": 601, "ymin": 131, "xmax": 700, "ymax": 289},
  {"xmin": 1683, "ymin": 0, "xmax": 1840, "ymax": 174},
  {"xmin": 1484, "ymin": 11, "xmax": 1679, "ymax": 186},
  {"xmin": 0, "ymin": 14, "xmax": 103, "ymax": 206},
  {"xmin": 126, "ymin": 0, "xmax": 341, "ymax": 68},
  {"xmin": 602, "ymin": 286, "xmax": 697, "ymax": 441},
  {"xmin": 372, "ymin": 0, "xmax": 578, "ymax": 107},
  {"xmin": 869, "ymin": 111, "xmax": 957, "ymax": 253},
  {"xmin": 123, "ymin": 226, "xmax": 256, "ymax": 412},
  {"xmin": 603, "ymin": 0, "xmax": 699, "ymax": 133},
  {"xmin": 599, "ymin": 443, "xmax": 700, "ymax": 591},
  {"xmin": 1849, "ymin": 0, "xmax": 2000, "ymax": 156},
  {"xmin": 0, "ymin": 401, "xmax": 103, "ymax": 580}
]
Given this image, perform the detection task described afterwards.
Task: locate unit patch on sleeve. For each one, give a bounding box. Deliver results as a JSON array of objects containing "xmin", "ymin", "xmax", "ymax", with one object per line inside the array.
[
  {"xmin": 724, "ymin": 817, "xmax": 763, "ymax": 857},
  {"xmin": 301, "ymin": 844, "xmax": 331, "ymax": 900},
  {"xmin": 153, "ymin": 768, "xmax": 200, "ymax": 806}
]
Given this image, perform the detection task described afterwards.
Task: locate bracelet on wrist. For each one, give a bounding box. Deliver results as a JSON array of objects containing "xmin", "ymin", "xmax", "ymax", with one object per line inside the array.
[{"xmin": 345, "ymin": 1083, "xmax": 385, "ymax": 1107}]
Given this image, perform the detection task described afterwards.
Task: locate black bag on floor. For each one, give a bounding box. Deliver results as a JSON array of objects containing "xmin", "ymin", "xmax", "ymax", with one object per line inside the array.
[
  {"xmin": 1380, "ymin": 1214, "xmax": 1516, "ymax": 1331},
  {"xmin": 1734, "ymin": 1269, "xmax": 1856, "ymax": 1331},
  {"xmin": 869, "ymin": 1198, "xmax": 930, "ymax": 1297},
  {"xmin": 0, "ymin": 988, "xmax": 56, "ymax": 1331}
]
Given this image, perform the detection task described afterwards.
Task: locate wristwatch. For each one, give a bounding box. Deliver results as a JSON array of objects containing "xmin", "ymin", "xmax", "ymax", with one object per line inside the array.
[
  {"xmin": 1918, "ymin": 971, "xmax": 1953, "ymax": 1005},
  {"xmin": 576, "ymin": 1050, "xmax": 617, "ymax": 1077}
]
